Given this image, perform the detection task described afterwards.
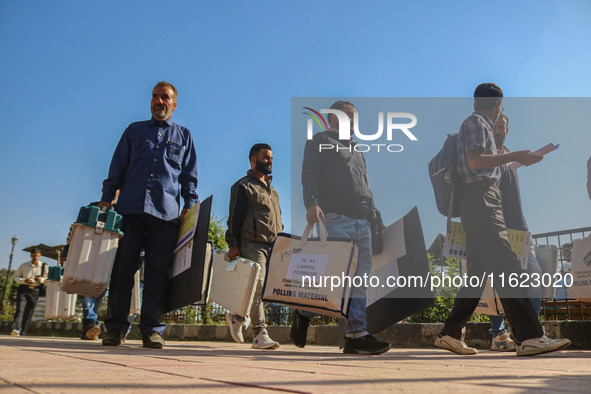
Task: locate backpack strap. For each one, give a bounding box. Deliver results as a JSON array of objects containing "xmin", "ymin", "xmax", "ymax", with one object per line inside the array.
[{"xmin": 446, "ymin": 177, "xmax": 455, "ymax": 235}]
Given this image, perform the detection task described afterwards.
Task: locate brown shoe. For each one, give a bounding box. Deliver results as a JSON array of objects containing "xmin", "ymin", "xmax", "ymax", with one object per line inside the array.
[
  {"xmin": 84, "ymin": 324, "xmax": 102, "ymax": 340},
  {"xmin": 143, "ymin": 331, "xmax": 165, "ymax": 349}
]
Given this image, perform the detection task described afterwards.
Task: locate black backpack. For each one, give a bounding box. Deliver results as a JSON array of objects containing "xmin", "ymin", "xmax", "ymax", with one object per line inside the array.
[{"xmin": 428, "ymin": 133, "xmax": 462, "ymax": 230}]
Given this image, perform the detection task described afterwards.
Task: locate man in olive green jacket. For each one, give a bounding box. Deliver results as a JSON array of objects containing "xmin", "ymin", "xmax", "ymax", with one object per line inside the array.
[{"xmin": 225, "ymin": 143, "xmax": 283, "ymax": 349}]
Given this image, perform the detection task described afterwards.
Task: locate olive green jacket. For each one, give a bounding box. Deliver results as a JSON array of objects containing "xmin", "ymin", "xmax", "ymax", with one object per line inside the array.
[{"xmin": 226, "ymin": 170, "xmax": 283, "ymax": 249}]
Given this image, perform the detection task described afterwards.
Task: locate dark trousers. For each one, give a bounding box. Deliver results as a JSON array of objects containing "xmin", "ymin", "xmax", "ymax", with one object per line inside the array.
[
  {"xmin": 105, "ymin": 214, "xmax": 178, "ymax": 335},
  {"xmin": 441, "ymin": 185, "xmax": 543, "ymax": 343},
  {"xmin": 12, "ymin": 286, "xmax": 40, "ymax": 335}
]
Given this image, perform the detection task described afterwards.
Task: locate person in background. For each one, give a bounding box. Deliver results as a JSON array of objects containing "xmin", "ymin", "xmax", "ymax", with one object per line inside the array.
[
  {"xmin": 486, "ymin": 114, "xmax": 543, "ymax": 352},
  {"xmin": 11, "ymin": 249, "xmax": 47, "ymax": 336}
]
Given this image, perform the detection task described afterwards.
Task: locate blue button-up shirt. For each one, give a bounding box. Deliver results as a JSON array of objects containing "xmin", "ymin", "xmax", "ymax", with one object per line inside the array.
[
  {"xmin": 101, "ymin": 118, "xmax": 198, "ymax": 222},
  {"xmin": 457, "ymin": 111, "xmax": 501, "ymax": 186}
]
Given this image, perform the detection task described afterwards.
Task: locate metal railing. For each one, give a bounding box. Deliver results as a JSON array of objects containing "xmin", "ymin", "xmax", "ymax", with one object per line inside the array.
[
  {"xmin": 161, "ymin": 303, "xmax": 337, "ymax": 326},
  {"xmin": 532, "ymin": 226, "xmax": 591, "ymax": 320}
]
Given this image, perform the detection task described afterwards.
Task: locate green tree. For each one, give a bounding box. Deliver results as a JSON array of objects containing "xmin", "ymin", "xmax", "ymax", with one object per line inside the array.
[
  {"xmin": 208, "ymin": 215, "xmax": 228, "ymax": 251},
  {"xmin": 409, "ymin": 253, "xmax": 488, "ymax": 323},
  {"xmin": 0, "ymin": 269, "xmax": 18, "ymax": 320},
  {"xmin": 198, "ymin": 215, "xmax": 228, "ymax": 324}
]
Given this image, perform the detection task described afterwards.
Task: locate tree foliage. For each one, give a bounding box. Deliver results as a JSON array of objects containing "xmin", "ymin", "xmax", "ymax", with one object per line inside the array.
[
  {"xmin": 409, "ymin": 253, "xmax": 489, "ymax": 323},
  {"xmin": 208, "ymin": 215, "xmax": 228, "ymax": 251},
  {"xmin": 0, "ymin": 269, "xmax": 18, "ymax": 320},
  {"xmin": 197, "ymin": 215, "xmax": 229, "ymax": 324}
]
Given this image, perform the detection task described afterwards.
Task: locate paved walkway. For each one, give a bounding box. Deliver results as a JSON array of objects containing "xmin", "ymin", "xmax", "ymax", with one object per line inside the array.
[{"xmin": 1, "ymin": 336, "xmax": 590, "ymax": 393}]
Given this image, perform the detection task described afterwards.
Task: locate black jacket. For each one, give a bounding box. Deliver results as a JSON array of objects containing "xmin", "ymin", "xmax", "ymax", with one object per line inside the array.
[
  {"xmin": 302, "ymin": 130, "xmax": 374, "ymax": 219},
  {"xmin": 225, "ymin": 170, "xmax": 283, "ymax": 249}
]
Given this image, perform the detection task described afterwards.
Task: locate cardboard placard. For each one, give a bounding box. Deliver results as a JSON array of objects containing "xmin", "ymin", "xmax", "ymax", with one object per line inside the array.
[
  {"xmin": 165, "ymin": 196, "xmax": 213, "ymax": 312},
  {"xmin": 445, "ymin": 221, "xmax": 530, "ymax": 269}
]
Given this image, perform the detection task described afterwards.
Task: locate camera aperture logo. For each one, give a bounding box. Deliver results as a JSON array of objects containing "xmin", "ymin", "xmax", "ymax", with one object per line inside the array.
[{"xmin": 302, "ymin": 106, "xmax": 418, "ymax": 153}]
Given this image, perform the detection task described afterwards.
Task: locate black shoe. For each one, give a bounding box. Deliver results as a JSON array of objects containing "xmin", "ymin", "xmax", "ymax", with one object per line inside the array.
[
  {"xmin": 143, "ymin": 331, "xmax": 165, "ymax": 349},
  {"xmin": 289, "ymin": 309, "xmax": 310, "ymax": 348},
  {"xmin": 102, "ymin": 330, "xmax": 126, "ymax": 346},
  {"xmin": 343, "ymin": 335, "xmax": 391, "ymax": 355}
]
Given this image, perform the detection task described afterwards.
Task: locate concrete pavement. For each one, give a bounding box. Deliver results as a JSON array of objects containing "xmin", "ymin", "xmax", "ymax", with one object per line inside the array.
[
  {"xmin": 3, "ymin": 320, "xmax": 590, "ymax": 349},
  {"xmin": 1, "ymin": 335, "xmax": 590, "ymax": 393}
]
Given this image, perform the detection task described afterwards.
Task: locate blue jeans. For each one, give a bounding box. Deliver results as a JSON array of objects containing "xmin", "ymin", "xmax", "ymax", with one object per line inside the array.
[
  {"xmin": 489, "ymin": 241, "xmax": 542, "ymax": 336},
  {"xmin": 300, "ymin": 213, "xmax": 372, "ymax": 337},
  {"xmin": 82, "ymin": 296, "xmax": 103, "ymax": 329}
]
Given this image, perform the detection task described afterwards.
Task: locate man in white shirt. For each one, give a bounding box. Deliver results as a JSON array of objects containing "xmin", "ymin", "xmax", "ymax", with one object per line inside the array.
[{"xmin": 11, "ymin": 249, "xmax": 47, "ymax": 336}]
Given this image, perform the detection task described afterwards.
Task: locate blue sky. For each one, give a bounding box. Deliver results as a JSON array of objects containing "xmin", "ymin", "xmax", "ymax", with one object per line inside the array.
[{"xmin": 1, "ymin": 1, "xmax": 590, "ymax": 268}]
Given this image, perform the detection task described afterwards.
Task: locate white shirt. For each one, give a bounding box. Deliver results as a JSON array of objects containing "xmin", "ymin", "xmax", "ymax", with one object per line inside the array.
[{"xmin": 13, "ymin": 261, "xmax": 47, "ymax": 286}]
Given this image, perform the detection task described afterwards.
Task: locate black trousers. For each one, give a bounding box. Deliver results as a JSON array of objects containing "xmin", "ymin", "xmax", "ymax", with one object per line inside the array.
[
  {"xmin": 441, "ymin": 185, "xmax": 543, "ymax": 343},
  {"xmin": 105, "ymin": 214, "xmax": 178, "ymax": 335},
  {"xmin": 12, "ymin": 286, "xmax": 40, "ymax": 334}
]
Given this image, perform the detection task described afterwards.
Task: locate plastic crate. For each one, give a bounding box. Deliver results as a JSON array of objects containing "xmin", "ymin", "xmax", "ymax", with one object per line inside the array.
[
  {"xmin": 48, "ymin": 266, "xmax": 64, "ymax": 282},
  {"xmin": 45, "ymin": 280, "xmax": 78, "ymax": 320},
  {"xmin": 61, "ymin": 215, "xmax": 123, "ymax": 297},
  {"xmin": 76, "ymin": 205, "xmax": 123, "ymax": 236}
]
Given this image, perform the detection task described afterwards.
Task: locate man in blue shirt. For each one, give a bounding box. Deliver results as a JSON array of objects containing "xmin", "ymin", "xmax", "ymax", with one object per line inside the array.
[{"xmin": 98, "ymin": 81, "xmax": 198, "ymax": 349}]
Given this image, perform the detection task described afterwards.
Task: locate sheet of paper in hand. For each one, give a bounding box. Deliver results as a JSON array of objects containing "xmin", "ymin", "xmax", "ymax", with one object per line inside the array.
[{"xmin": 509, "ymin": 143, "xmax": 559, "ymax": 171}]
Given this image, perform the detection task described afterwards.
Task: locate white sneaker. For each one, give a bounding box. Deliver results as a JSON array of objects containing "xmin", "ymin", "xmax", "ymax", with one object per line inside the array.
[
  {"xmin": 10, "ymin": 330, "xmax": 20, "ymax": 336},
  {"xmin": 252, "ymin": 330, "xmax": 280, "ymax": 349},
  {"xmin": 516, "ymin": 336, "xmax": 571, "ymax": 356},
  {"xmin": 491, "ymin": 330, "xmax": 515, "ymax": 352},
  {"xmin": 435, "ymin": 334, "xmax": 478, "ymax": 355},
  {"xmin": 226, "ymin": 312, "xmax": 248, "ymax": 343}
]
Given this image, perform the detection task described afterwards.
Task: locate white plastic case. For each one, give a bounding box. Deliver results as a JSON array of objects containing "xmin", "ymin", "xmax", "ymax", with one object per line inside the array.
[
  {"xmin": 210, "ymin": 250, "xmax": 260, "ymax": 316},
  {"xmin": 61, "ymin": 223, "xmax": 122, "ymax": 297},
  {"xmin": 45, "ymin": 280, "xmax": 78, "ymax": 320}
]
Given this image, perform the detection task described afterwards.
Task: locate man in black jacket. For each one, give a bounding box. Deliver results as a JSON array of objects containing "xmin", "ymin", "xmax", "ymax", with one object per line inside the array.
[
  {"xmin": 290, "ymin": 101, "xmax": 390, "ymax": 355},
  {"xmin": 225, "ymin": 143, "xmax": 283, "ymax": 349}
]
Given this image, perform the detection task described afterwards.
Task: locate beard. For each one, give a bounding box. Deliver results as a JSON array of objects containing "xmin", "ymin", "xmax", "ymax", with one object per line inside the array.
[
  {"xmin": 151, "ymin": 105, "xmax": 168, "ymax": 120},
  {"xmin": 255, "ymin": 160, "xmax": 272, "ymax": 175}
]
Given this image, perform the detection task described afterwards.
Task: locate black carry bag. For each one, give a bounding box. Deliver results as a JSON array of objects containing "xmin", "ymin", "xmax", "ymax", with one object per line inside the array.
[
  {"xmin": 428, "ymin": 133, "xmax": 462, "ymax": 232},
  {"xmin": 359, "ymin": 154, "xmax": 385, "ymax": 255},
  {"xmin": 368, "ymin": 204, "xmax": 384, "ymax": 255},
  {"xmin": 38, "ymin": 263, "xmax": 47, "ymax": 297}
]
